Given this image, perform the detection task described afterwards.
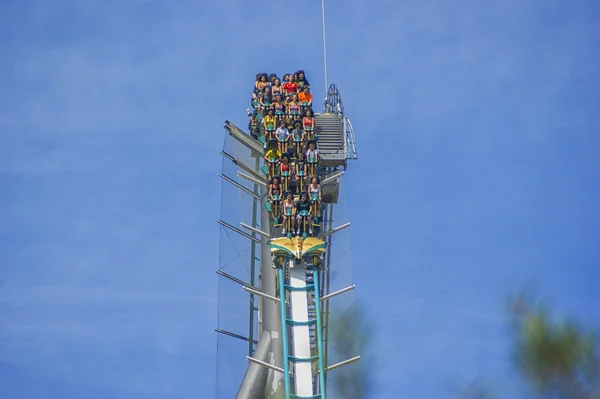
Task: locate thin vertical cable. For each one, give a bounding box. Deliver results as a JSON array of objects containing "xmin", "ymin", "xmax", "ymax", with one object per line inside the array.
[{"xmin": 321, "ymin": 0, "xmax": 328, "ymax": 97}]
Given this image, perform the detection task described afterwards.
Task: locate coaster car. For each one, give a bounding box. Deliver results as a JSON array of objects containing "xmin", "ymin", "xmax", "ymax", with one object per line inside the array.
[{"xmin": 269, "ymin": 236, "xmax": 326, "ymax": 261}]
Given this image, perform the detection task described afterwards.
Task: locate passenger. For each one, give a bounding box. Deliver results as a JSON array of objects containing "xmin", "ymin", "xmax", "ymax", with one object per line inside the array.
[
  {"xmin": 272, "ymin": 94, "xmax": 286, "ymax": 124},
  {"xmin": 287, "ymin": 93, "xmax": 301, "ymax": 119},
  {"xmin": 281, "ymin": 113, "xmax": 293, "ymax": 130},
  {"xmin": 264, "ymin": 146, "xmax": 281, "ymax": 178},
  {"xmin": 259, "ymin": 86, "xmax": 273, "ymax": 111},
  {"xmin": 305, "ymin": 140, "xmax": 319, "ymax": 161},
  {"xmin": 294, "ymin": 152, "xmax": 307, "ymax": 194},
  {"xmin": 305, "ymin": 140, "xmax": 319, "ymax": 177},
  {"xmin": 271, "ymin": 77, "xmax": 282, "ymax": 97},
  {"xmin": 281, "ymin": 74, "xmax": 291, "ymax": 98},
  {"xmin": 269, "ymin": 73, "xmax": 278, "ymax": 86},
  {"xmin": 263, "ymin": 108, "xmax": 276, "ymax": 141},
  {"xmin": 298, "ymin": 86, "xmax": 313, "ymax": 109},
  {"xmin": 284, "ymin": 146, "xmax": 297, "ymax": 163},
  {"xmin": 282, "ymin": 73, "xmax": 299, "ymax": 98},
  {"xmin": 295, "ymin": 70, "xmax": 310, "ymax": 89},
  {"xmin": 308, "ymin": 176, "xmax": 322, "ymax": 217},
  {"xmin": 295, "ymin": 191, "xmax": 313, "ymax": 235},
  {"xmin": 279, "ymin": 153, "xmax": 292, "ymax": 192},
  {"xmin": 275, "ymin": 120, "xmax": 289, "ymax": 154},
  {"xmin": 250, "ymin": 92, "xmax": 260, "ymax": 110},
  {"xmin": 303, "ymin": 108, "xmax": 314, "ymax": 140},
  {"xmin": 281, "ymin": 192, "xmax": 296, "ymax": 235},
  {"xmin": 289, "ymin": 121, "xmax": 305, "ymax": 157},
  {"xmin": 256, "ymin": 73, "xmax": 270, "ymax": 92},
  {"xmin": 269, "ymin": 176, "xmax": 282, "ymax": 222},
  {"xmin": 247, "ymin": 108, "xmax": 263, "ymax": 139},
  {"xmin": 269, "ymin": 176, "xmax": 282, "ymax": 199}
]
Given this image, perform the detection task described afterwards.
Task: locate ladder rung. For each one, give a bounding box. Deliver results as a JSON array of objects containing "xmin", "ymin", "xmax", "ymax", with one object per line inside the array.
[
  {"xmin": 286, "ymin": 319, "xmax": 316, "ymax": 326},
  {"xmin": 284, "ymin": 284, "xmax": 315, "ymax": 292},
  {"xmin": 288, "ymin": 355, "xmax": 319, "ymax": 362}
]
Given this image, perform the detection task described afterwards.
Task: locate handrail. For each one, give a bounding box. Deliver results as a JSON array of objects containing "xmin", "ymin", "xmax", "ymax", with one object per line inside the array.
[{"xmin": 322, "ymin": 83, "xmax": 344, "ymax": 117}]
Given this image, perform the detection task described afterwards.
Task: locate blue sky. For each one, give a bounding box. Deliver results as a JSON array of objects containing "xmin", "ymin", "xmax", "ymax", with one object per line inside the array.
[{"xmin": 1, "ymin": 0, "xmax": 599, "ymax": 398}]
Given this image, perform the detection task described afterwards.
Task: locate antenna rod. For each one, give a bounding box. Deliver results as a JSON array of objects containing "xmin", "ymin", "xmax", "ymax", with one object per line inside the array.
[{"xmin": 321, "ymin": 0, "xmax": 328, "ymax": 96}]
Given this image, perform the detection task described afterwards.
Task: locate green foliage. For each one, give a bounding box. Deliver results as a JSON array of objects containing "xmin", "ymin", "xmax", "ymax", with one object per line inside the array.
[
  {"xmin": 327, "ymin": 302, "xmax": 374, "ymax": 399},
  {"xmin": 510, "ymin": 293, "xmax": 600, "ymax": 399}
]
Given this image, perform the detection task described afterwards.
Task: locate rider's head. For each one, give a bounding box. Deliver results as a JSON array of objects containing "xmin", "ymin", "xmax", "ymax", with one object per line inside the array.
[
  {"xmin": 280, "ymin": 120, "xmax": 286, "ymax": 126},
  {"xmin": 301, "ymin": 192, "xmax": 308, "ymax": 201},
  {"xmin": 286, "ymin": 192, "xmax": 293, "ymax": 200},
  {"xmin": 273, "ymin": 177, "xmax": 279, "ymax": 184},
  {"xmin": 312, "ymin": 177, "xmax": 318, "ymax": 184}
]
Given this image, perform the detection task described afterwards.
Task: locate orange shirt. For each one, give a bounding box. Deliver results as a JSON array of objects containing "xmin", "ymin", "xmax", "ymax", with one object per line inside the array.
[{"xmin": 298, "ymin": 92, "xmax": 312, "ymax": 103}]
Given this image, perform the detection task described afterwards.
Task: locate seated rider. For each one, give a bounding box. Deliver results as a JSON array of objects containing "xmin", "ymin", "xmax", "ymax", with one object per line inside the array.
[
  {"xmin": 269, "ymin": 176, "xmax": 281, "ymax": 198},
  {"xmin": 287, "ymin": 93, "xmax": 301, "ymax": 118},
  {"xmin": 303, "ymin": 108, "xmax": 314, "ymax": 139},
  {"xmin": 289, "ymin": 121, "xmax": 305, "ymax": 154},
  {"xmin": 305, "ymin": 140, "xmax": 319, "ymax": 177},
  {"xmin": 247, "ymin": 108, "xmax": 263, "ymax": 139},
  {"xmin": 308, "ymin": 176, "xmax": 322, "ymax": 217},
  {"xmin": 281, "ymin": 192, "xmax": 296, "ymax": 235},
  {"xmin": 298, "ymin": 86, "xmax": 313, "ymax": 109},
  {"xmin": 269, "ymin": 177, "xmax": 282, "ymax": 218},
  {"xmin": 264, "ymin": 147, "xmax": 281, "ymax": 177},
  {"xmin": 294, "ymin": 152, "xmax": 307, "ymax": 193},
  {"xmin": 274, "ymin": 120, "xmax": 289, "ymax": 153},
  {"xmin": 272, "ymin": 94, "xmax": 286, "ymax": 124},
  {"xmin": 282, "ymin": 73, "xmax": 299, "ymax": 99},
  {"xmin": 271, "ymin": 77, "xmax": 282, "ymax": 97},
  {"xmin": 263, "ymin": 108, "xmax": 276, "ymax": 141},
  {"xmin": 295, "ymin": 70, "xmax": 310, "ymax": 89},
  {"xmin": 255, "ymin": 73, "xmax": 270, "ymax": 92},
  {"xmin": 279, "ymin": 153, "xmax": 292, "ymax": 191},
  {"xmin": 259, "ymin": 86, "xmax": 273, "ymax": 111},
  {"xmin": 295, "ymin": 191, "xmax": 313, "ymax": 235}
]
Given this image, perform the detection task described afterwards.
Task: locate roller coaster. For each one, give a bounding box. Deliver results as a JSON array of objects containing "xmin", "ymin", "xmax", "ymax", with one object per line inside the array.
[{"xmin": 216, "ymin": 71, "xmax": 358, "ymax": 398}]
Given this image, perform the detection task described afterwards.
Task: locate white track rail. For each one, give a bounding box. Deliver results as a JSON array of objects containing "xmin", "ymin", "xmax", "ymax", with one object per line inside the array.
[{"xmin": 288, "ymin": 262, "xmax": 313, "ymax": 396}]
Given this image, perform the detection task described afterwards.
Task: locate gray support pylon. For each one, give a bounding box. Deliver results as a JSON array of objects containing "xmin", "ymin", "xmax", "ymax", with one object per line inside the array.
[
  {"xmin": 236, "ymin": 331, "xmax": 272, "ymax": 399},
  {"xmin": 260, "ymin": 202, "xmax": 285, "ymax": 398}
]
